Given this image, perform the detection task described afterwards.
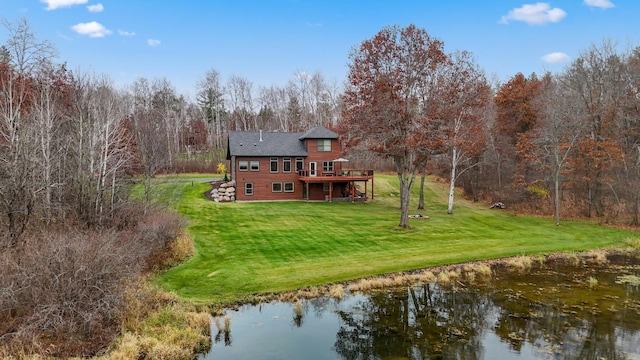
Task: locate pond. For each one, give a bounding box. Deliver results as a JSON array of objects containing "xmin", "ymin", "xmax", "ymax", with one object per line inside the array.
[{"xmin": 199, "ymin": 253, "xmax": 640, "ymax": 359}]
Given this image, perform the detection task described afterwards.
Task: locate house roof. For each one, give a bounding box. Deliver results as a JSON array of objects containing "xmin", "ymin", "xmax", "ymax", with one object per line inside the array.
[
  {"xmin": 227, "ymin": 131, "xmax": 307, "ymax": 157},
  {"xmin": 227, "ymin": 126, "xmax": 338, "ymax": 158},
  {"xmin": 298, "ymin": 126, "xmax": 338, "ymax": 140}
]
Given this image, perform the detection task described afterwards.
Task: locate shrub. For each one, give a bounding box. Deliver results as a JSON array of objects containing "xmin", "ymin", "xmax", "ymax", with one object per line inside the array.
[
  {"xmin": 527, "ymin": 184, "xmax": 550, "ymax": 198},
  {"xmin": 0, "ymin": 230, "xmax": 138, "ymax": 357},
  {"xmin": 0, "ymin": 205, "xmax": 193, "ymax": 359},
  {"xmin": 133, "ymin": 208, "xmax": 186, "ymax": 271},
  {"xmin": 216, "ymin": 162, "xmax": 227, "ymax": 175}
]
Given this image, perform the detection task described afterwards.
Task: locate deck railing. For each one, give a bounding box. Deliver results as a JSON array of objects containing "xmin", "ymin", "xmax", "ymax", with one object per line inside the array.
[{"xmin": 297, "ymin": 169, "xmax": 374, "ymax": 178}]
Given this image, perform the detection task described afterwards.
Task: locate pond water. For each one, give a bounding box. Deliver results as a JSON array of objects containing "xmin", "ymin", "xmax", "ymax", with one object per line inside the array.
[{"xmin": 199, "ymin": 254, "xmax": 640, "ymax": 359}]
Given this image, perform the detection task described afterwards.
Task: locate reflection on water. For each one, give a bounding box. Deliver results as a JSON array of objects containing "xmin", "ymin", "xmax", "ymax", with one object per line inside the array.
[{"xmin": 199, "ymin": 254, "xmax": 640, "ymax": 359}]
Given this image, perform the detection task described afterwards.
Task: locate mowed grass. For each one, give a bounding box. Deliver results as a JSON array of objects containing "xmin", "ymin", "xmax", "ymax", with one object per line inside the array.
[{"xmin": 154, "ymin": 174, "xmax": 639, "ymax": 304}]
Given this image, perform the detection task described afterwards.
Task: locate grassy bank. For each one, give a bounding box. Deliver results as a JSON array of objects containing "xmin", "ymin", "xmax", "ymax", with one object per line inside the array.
[{"xmin": 155, "ymin": 174, "xmax": 639, "ymax": 304}]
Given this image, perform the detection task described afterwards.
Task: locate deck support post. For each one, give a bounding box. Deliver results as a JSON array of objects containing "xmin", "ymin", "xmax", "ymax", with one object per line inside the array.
[
  {"xmin": 306, "ymin": 182, "xmax": 310, "ymax": 201},
  {"xmin": 329, "ymin": 182, "xmax": 333, "ymax": 202}
]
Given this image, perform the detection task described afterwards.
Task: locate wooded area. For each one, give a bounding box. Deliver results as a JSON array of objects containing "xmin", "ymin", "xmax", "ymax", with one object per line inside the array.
[
  {"xmin": 3, "ymin": 20, "xmax": 635, "ymax": 232},
  {"xmin": 1, "ymin": 18, "xmax": 640, "ymax": 357},
  {"xmin": 340, "ymin": 25, "xmax": 640, "ymax": 227}
]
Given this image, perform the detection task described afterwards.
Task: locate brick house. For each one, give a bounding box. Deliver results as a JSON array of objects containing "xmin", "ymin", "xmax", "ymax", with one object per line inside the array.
[{"xmin": 226, "ymin": 126, "xmax": 374, "ymax": 201}]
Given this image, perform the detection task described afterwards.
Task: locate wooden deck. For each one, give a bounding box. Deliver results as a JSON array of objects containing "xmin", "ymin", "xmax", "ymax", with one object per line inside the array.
[
  {"xmin": 297, "ymin": 169, "xmax": 374, "ymax": 182},
  {"xmin": 297, "ymin": 169, "xmax": 374, "ymax": 201}
]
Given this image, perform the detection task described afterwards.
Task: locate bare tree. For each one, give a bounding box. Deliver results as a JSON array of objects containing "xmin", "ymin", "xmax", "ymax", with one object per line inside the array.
[
  {"xmin": 563, "ymin": 39, "xmax": 625, "ymax": 217},
  {"xmin": 1, "ymin": 18, "xmax": 57, "ymax": 75},
  {"xmin": 537, "ymin": 74, "xmax": 585, "ymax": 225},
  {"xmin": 258, "ymin": 84, "xmax": 288, "ymax": 131},
  {"xmin": 129, "ymin": 77, "xmax": 171, "ymax": 209},
  {"xmin": 226, "ymin": 75, "xmax": 254, "ymax": 131},
  {"xmin": 149, "ymin": 78, "xmax": 182, "ymax": 168},
  {"xmin": 196, "ymin": 68, "xmax": 225, "ymax": 149},
  {"xmin": 67, "ymin": 72, "xmax": 133, "ymax": 225},
  {"xmin": 436, "ymin": 51, "xmax": 491, "ymax": 215},
  {"xmin": 29, "ymin": 63, "xmax": 72, "ymax": 223},
  {"xmin": 288, "ymin": 71, "xmax": 314, "ymax": 128},
  {"xmin": 614, "ymin": 46, "xmax": 640, "ymax": 224},
  {"xmin": 0, "ymin": 19, "xmax": 57, "ymax": 247}
]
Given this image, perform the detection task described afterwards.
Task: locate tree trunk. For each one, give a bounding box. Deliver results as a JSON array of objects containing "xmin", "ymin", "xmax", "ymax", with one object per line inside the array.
[
  {"xmin": 418, "ymin": 168, "xmax": 426, "ymax": 210},
  {"xmin": 395, "ymin": 156, "xmax": 417, "ymax": 228},
  {"xmin": 554, "ymin": 169, "xmax": 561, "ymax": 226},
  {"xmin": 472, "ymin": 158, "xmax": 479, "ymax": 202},
  {"xmin": 399, "ymin": 174, "xmax": 411, "ymax": 228},
  {"xmin": 447, "ymin": 148, "xmax": 457, "ymax": 215},
  {"xmin": 632, "ymin": 192, "xmax": 639, "ymax": 226}
]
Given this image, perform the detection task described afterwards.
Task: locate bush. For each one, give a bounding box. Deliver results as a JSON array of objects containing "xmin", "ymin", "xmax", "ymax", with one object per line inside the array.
[
  {"xmin": 0, "ymin": 230, "xmax": 138, "ymax": 357},
  {"xmin": 133, "ymin": 208, "xmax": 186, "ymax": 271},
  {"xmin": 0, "ymin": 206, "xmax": 190, "ymax": 358}
]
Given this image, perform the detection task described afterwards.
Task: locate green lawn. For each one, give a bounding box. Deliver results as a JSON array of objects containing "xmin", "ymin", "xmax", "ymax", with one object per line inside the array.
[{"xmin": 154, "ymin": 174, "xmax": 639, "ymax": 304}]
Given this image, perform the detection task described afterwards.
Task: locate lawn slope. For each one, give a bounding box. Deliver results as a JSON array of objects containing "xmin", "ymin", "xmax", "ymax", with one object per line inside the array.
[{"xmin": 155, "ymin": 175, "xmax": 638, "ymax": 304}]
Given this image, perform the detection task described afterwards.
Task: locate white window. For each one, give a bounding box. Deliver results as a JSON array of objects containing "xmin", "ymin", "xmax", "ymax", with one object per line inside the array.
[
  {"xmin": 283, "ymin": 157, "xmax": 292, "ymax": 173},
  {"xmin": 239, "ymin": 160, "xmax": 248, "ymax": 171},
  {"xmin": 270, "ymin": 157, "xmax": 278, "ymax": 173},
  {"xmin": 295, "ymin": 158, "xmax": 304, "ymax": 172},
  {"xmin": 284, "ymin": 182, "xmax": 294, "ymax": 192},
  {"xmin": 245, "ymin": 183, "xmax": 253, "ymax": 195},
  {"xmin": 322, "ymin": 161, "xmax": 334, "ymax": 172},
  {"xmin": 317, "ymin": 139, "xmax": 331, "ymax": 152},
  {"xmin": 250, "ymin": 160, "xmax": 260, "ymax": 171},
  {"xmin": 272, "ymin": 182, "xmax": 283, "ymax": 192}
]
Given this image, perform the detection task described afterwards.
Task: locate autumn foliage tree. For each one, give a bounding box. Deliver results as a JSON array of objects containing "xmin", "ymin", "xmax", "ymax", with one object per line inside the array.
[
  {"xmin": 340, "ymin": 24, "xmax": 447, "ymax": 227},
  {"xmin": 494, "ymin": 73, "xmax": 543, "ymax": 193},
  {"xmin": 563, "ymin": 40, "xmax": 625, "ymax": 218},
  {"xmin": 433, "ymin": 50, "xmax": 491, "ymax": 214}
]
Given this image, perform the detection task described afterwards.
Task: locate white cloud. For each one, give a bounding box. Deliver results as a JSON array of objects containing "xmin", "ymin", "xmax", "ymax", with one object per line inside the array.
[
  {"xmin": 147, "ymin": 39, "xmax": 161, "ymax": 47},
  {"xmin": 542, "ymin": 52, "xmax": 571, "ymax": 63},
  {"xmin": 71, "ymin": 21, "xmax": 112, "ymax": 38},
  {"xmin": 87, "ymin": 3, "xmax": 104, "ymax": 12},
  {"xmin": 41, "ymin": 0, "xmax": 87, "ymax": 10},
  {"xmin": 584, "ymin": 0, "xmax": 615, "ymax": 9},
  {"xmin": 118, "ymin": 29, "xmax": 135, "ymax": 37},
  {"xmin": 500, "ymin": 2, "xmax": 566, "ymax": 25}
]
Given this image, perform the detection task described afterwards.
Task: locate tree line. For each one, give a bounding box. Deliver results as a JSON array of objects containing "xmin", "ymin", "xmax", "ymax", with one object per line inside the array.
[
  {"xmin": 2, "ymin": 17, "xmax": 640, "ymax": 357},
  {"xmin": 339, "ymin": 25, "xmax": 640, "ymax": 227},
  {"xmin": 3, "ymin": 19, "xmax": 640, "ymax": 233},
  {"xmin": 3, "ymin": 19, "xmax": 639, "ymax": 233}
]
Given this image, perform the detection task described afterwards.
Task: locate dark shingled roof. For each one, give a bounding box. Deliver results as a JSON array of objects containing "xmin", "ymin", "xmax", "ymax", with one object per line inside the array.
[
  {"xmin": 298, "ymin": 126, "xmax": 338, "ymax": 140},
  {"xmin": 227, "ymin": 131, "xmax": 307, "ymax": 157},
  {"xmin": 227, "ymin": 126, "xmax": 338, "ymax": 158}
]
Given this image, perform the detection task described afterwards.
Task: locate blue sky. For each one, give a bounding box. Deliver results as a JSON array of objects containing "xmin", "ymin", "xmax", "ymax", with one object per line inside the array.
[{"xmin": 0, "ymin": 0, "xmax": 636, "ymax": 98}]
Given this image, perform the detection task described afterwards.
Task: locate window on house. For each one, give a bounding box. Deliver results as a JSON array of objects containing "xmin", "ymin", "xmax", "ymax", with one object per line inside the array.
[
  {"xmin": 239, "ymin": 160, "xmax": 248, "ymax": 171},
  {"xmin": 317, "ymin": 139, "xmax": 331, "ymax": 152},
  {"xmin": 283, "ymin": 157, "xmax": 291, "ymax": 173},
  {"xmin": 270, "ymin": 157, "xmax": 278, "ymax": 173},
  {"xmin": 323, "ymin": 182, "xmax": 330, "ymax": 192},
  {"xmin": 245, "ymin": 183, "xmax": 253, "ymax": 195},
  {"xmin": 284, "ymin": 182, "xmax": 294, "ymax": 192},
  {"xmin": 322, "ymin": 161, "xmax": 334, "ymax": 172},
  {"xmin": 272, "ymin": 182, "xmax": 282, "ymax": 192},
  {"xmin": 250, "ymin": 160, "xmax": 260, "ymax": 171},
  {"xmin": 295, "ymin": 158, "xmax": 304, "ymax": 172}
]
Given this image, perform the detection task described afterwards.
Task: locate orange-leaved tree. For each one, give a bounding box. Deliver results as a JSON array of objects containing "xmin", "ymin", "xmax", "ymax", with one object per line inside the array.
[
  {"xmin": 494, "ymin": 73, "xmax": 543, "ymax": 192},
  {"xmin": 339, "ymin": 24, "xmax": 447, "ymax": 227}
]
